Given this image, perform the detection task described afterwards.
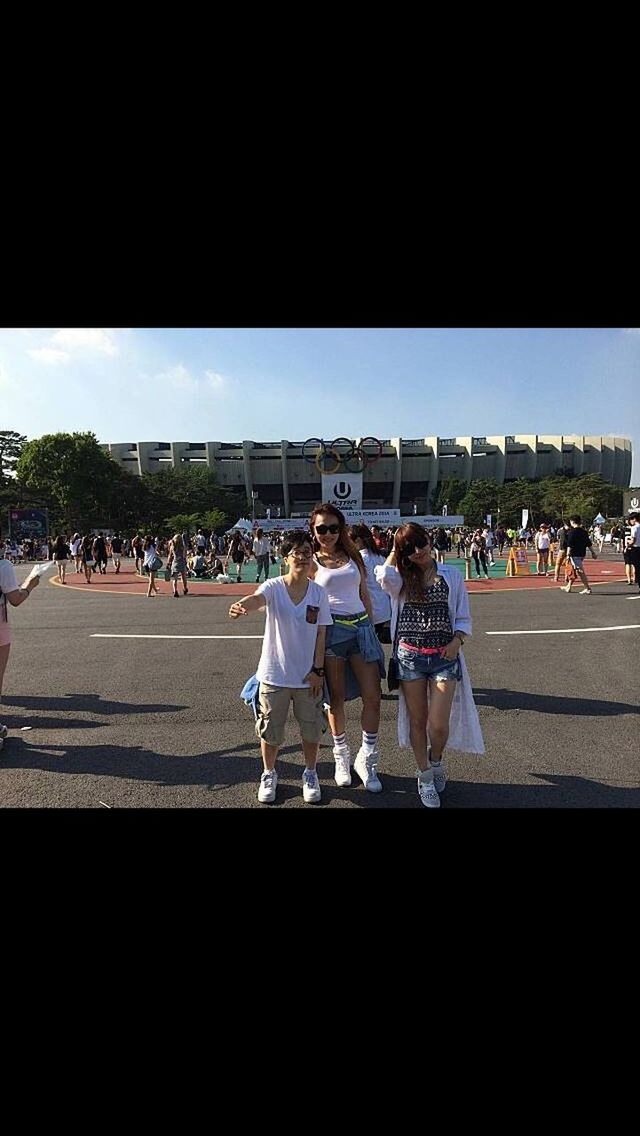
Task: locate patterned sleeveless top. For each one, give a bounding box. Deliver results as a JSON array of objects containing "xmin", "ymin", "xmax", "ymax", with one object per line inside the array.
[{"xmin": 397, "ymin": 573, "xmax": 453, "ymax": 650}]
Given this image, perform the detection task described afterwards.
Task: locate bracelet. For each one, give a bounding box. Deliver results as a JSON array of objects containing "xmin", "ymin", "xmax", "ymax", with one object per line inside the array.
[{"xmin": 453, "ymin": 633, "xmax": 464, "ymax": 646}]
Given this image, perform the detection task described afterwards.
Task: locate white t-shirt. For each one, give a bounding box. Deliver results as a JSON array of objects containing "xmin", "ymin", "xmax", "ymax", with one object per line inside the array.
[
  {"xmin": 70, "ymin": 538, "xmax": 82, "ymax": 556},
  {"xmin": 536, "ymin": 532, "xmax": 550, "ymax": 550},
  {"xmin": 312, "ymin": 558, "xmax": 365, "ymax": 615},
  {"xmin": 255, "ymin": 577, "xmax": 332, "ymax": 688},
  {"xmin": 360, "ymin": 549, "xmax": 391, "ymax": 625},
  {"xmin": 630, "ymin": 523, "xmax": 640, "ymax": 548},
  {"xmin": 253, "ymin": 538, "xmax": 270, "ymax": 557},
  {"xmin": 0, "ymin": 559, "xmax": 20, "ymax": 623}
]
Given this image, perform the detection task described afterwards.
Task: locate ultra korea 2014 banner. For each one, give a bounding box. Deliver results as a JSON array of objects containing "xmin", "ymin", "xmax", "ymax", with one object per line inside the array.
[{"xmin": 321, "ymin": 473, "xmax": 363, "ymax": 511}]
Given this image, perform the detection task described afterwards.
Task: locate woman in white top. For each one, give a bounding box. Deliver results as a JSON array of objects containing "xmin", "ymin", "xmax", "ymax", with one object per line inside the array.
[
  {"xmin": 0, "ymin": 552, "xmax": 40, "ymax": 752},
  {"xmin": 70, "ymin": 533, "xmax": 82, "ymax": 574},
  {"xmin": 309, "ymin": 503, "xmax": 384, "ymax": 794},
  {"xmin": 143, "ymin": 536, "xmax": 161, "ymax": 597},
  {"xmin": 376, "ymin": 523, "xmax": 484, "ymax": 809},
  {"xmin": 534, "ymin": 523, "xmax": 551, "ymax": 575},
  {"xmin": 348, "ymin": 523, "xmax": 392, "ymax": 642}
]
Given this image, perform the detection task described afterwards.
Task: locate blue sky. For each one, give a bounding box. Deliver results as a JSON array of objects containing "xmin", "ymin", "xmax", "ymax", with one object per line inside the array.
[{"xmin": 1, "ymin": 327, "xmax": 638, "ymax": 480}]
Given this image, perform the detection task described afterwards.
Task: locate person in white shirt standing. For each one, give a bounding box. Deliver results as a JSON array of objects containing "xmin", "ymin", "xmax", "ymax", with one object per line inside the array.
[
  {"xmin": 534, "ymin": 523, "xmax": 552, "ymax": 575},
  {"xmin": 0, "ymin": 547, "xmax": 40, "ymax": 753},
  {"xmin": 229, "ymin": 530, "xmax": 332, "ymax": 805},
  {"xmin": 252, "ymin": 528, "xmax": 271, "ymax": 584},
  {"xmin": 628, "ymin": 513, "xmax": 640, "ymax": 593}
]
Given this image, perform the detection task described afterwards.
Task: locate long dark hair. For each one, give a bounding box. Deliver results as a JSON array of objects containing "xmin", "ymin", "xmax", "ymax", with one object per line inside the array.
[
  {"xmin": 309, "ymin": 502, "xmax": 366, "ymax": 580},
  {"xmin": 347, "ymin": 523, "xmax": 378, "ymax": 555},
  {"xmin": 393, "ymin": 523, "xmax": 435, "ymax": 599}
]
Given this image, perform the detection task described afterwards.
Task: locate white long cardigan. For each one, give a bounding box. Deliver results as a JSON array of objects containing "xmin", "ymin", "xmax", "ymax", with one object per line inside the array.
[{"xmin": 374, "ymin": 562, "xmax": 485, "ymax": 755}]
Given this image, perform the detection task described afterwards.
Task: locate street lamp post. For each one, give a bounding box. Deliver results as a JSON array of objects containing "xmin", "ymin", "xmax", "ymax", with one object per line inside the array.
[{"xmin": 251, "ymin": 490, "xmax": 258, "ymax": 522}]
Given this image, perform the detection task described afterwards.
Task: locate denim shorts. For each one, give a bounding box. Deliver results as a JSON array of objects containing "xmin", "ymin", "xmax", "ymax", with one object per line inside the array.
[
  {"xmin": 396, "ymin": 645, "xmax": 462, "ymax": 684},
  {"xmin": 325, "ymin": 614, "xmax": 369, "ymax": 659},
  {"xmin": 569, "ymin": 556, "xmax": 584, "ymax": 570}
]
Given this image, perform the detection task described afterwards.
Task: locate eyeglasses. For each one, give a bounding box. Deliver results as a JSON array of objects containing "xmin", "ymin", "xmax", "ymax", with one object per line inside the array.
[
  {"xmin": 315, "ymin": 524, "xmax": 340, "ymax": 535},
  {"xmin": 288, "ymin": 549, "xmax": 313, "ymax": 559}
]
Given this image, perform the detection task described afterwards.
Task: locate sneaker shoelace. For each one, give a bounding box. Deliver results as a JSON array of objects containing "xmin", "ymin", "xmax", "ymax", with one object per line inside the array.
[
  {"xmin": 262, "ymin": 772, "xmax": 275, "ymax": 787},
  {"xmin": 304, "ymin": 770, "xmax": 317, "ymax": 786}
]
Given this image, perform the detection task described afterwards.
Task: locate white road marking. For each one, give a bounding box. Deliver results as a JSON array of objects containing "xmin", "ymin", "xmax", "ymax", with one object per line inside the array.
[
  {"xmin": 99, "ymin": 801, "xmax": 112, "ymax": 808},
  {"xmin": 486, "ymin": 625, "xmax": 640, "ymax": 635},
  {"xmin": 91, "ymin": 633, "xmax": 264, "ymax": 639}
]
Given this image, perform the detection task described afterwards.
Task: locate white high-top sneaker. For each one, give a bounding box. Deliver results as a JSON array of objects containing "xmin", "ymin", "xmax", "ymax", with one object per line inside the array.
[
  {"xmin": 354, "ymin": 748, "xmax": 383, "ymax": 793},
  {"xmin": 333, "ymin": 745, "xmax": 352, "ymax": 787}
]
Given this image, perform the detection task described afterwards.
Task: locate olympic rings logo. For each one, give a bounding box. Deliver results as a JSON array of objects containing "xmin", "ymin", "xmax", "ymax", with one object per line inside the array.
[{"xmin": 301, "ymin": 437, "xmax": 383, "ymax": 474}]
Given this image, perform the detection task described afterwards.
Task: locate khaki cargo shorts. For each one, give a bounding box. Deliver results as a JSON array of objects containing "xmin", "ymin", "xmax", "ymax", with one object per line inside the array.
[{"xmin": 256, "ymin": 683, "xmax": 327, "ymax": 747}]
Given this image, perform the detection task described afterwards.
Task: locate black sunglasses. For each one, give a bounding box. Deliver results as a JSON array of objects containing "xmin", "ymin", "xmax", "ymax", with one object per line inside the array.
[
  {"xmin": 315, "ymin": 523, "xmax": 340, "ymax": 535},
  {"xmin": 405, "ymin": 539, "xmax": 428, "ymax": 554}
]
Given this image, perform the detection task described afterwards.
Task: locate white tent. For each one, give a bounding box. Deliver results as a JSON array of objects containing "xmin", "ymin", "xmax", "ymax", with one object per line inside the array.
[
  {"xmin": 593, "ymin": 513, "xmax": 606, "ymax": 525},
  {"xmin": 226, "ymin": 517, "xmax": 254, "ymax": 533}
]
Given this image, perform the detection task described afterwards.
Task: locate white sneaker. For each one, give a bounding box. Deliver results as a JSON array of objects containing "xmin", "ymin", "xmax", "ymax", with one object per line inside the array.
[
  {"xmin": 431, "ymin": 761, "xmax": 447, "ymax": 793},
  {"xmin": 417, "ymin": 774, "xmax": 440, "ymax": 808},
  {"xmin": 302, "ymin": 768, "xmax": 321, "ymax": 803},
  {"xmin": 257, "ymin": 769, "xmax": 278, "ymax": 803},
  {"xmin": 354, "ymin": 749, "xmax": 383, "ymax": 793},
  {"xmin": 333, "ymin": 746, "xmax": 352, "ymax": 787},
  {"xmin": 562, "ymin": 584, "xmax": 572, "ymax": 592},
  {"xmin": 579, "ymin": 588, "xmax": 592, "ymax": 595}
]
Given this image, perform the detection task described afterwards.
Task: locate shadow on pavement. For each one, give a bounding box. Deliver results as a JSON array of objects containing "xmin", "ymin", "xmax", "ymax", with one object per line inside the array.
[
  {"xmin": 4, "ymin": 739, "xmax": 638, "ymax": 806},
  {"xmin": 2, "ymin": 694, "xmax": 188, "ymax": 715},
  {"xmin": 474, "ymin": 689, "xmax": 638, "ymax": 717}
]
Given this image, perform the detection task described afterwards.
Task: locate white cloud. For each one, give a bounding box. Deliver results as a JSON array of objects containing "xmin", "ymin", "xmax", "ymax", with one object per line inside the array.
[
  {"xmin": 51, "ymin": 328, "xmax": 119, "ymax": 355},
  {"xmin": 27, "ymin": 347, "xmax": 70, "ymax": 365},
  {"xmin": 155, "ymin": 363, "xmax": 195, "ymax": 390},
  {"xmin": 204, "ymin": 369, "xmax": 228, "ymax": 390},
  {"xmin": 623, "ymin": 328, "xmax": 640, "ymax": 335}
]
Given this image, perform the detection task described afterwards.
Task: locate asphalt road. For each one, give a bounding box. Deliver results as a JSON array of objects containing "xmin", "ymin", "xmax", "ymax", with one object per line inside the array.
[{"xmin": 1, "ymin": 561, "xmax": 638, "ymax": 808}]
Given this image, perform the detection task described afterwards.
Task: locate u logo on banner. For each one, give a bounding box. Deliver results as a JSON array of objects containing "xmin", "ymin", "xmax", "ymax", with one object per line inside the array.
[{"xmin": 333, "ymin": 482, "xmax": 352, "ymax": 500}]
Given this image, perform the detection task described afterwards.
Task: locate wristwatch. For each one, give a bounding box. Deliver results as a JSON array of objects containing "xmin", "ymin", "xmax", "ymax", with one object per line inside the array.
[
  {"xmin": 311, "ymin": 666, "xmax": 325, "ymax": 677},
  {"xmin": 454, "ymin": 633, "xmax": 465, "ymax": 646}
]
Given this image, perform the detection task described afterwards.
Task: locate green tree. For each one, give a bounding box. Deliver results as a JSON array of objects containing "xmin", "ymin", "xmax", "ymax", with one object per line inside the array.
[
  {"xmin": 16, "ymin": 432, "xmax": 123, "ymax": 531},
  {"xmin": 457, "ymin": 479, "xmax": 502, "ymax": 526},
  {"xmin": 0, "ymin": 430, "xmax": 27, "ymax": 481},
  {"xmin": 430, "ymin": 478, "xmax": 468, "ymax": 515},
  {"xmin": 140, "ymin": 466, "xmax": 245, "ymax": 531}
]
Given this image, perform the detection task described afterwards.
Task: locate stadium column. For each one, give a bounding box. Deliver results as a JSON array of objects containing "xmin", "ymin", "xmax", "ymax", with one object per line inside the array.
[
  {"xmin": 392, "ymin": 437, "xmax": 402, "ymax": 510},
  {"xmin": 425, "ymin": 436, "xmax": 439, "ymax": 514},
  {"xmin": 281, "ymin": 440, "xmax": 291, "ymax": 518},
  {"xmin": 459, "ymin": 437, "xmax": 473, "ymax": 485},
  {"xmin": 242, "ymin": 441, "xmax": 254, "ymax": 512},
  {"xmin": 486, "ymin": 436, "xmax": 506, "ymax": 484}
]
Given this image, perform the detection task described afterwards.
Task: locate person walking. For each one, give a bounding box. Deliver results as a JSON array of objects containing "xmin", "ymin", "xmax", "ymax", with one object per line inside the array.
[
  {"xmin": 143, "ymin": 536, "xmax": 161, "ymax": 597},
  {"xmin": 375, "ymin": 523, "xmax": 484, "ymax": 808},
  {"xmin": 0, "ymin": 549, "xmax": 41, "ymax": 755},
  {"xmin": 92, "ymin": 532, "xmax": 108, "ymax": 575},
  {"xmin": 80, "ymin": 533, "xmax": 94, "ymax": 583},
  {"xmin": 433, "ymin": 526, "xmax": 449, "ymax": 564},
  {"xmin": 483, "ymin": 526, "xmax": 496, "ymax": 566},
  {"xmin": 309, "ymin": 503, "xmax": 385, "ymax": 793},
  {"xmin": 132, "ymin": 533, "xmax": 144, "ymax": 575},
  {"xmin": 552, "ymin": 521, "xmax": 570, "ymax": 583},
  {"xmin": 252, "ymin": 528, "xmax": 271, "ymax": 584},
  {"xmin": 52, "ymin": 533, "xmax": 69, "ymax": 584},
  {"xmin": 470, "ymin": 530, "xmax": 490, "ymax": 579},
  {"xmin": 562, "ymin": 515, "xmax": 597, "ymax": 594},
  {"xmin": 229, "ymin": 530, "xmax": 332, "ymax": 805},
  {"xmin": 109, "ymin": 532, "xmax": 123, "ymax": 574},
  {"xmin": 167, "ymin": 533, "xmax": 189, "ymax": 597},
  {"xmin": 228, "ymin": 531, "xmax": 246, "ymax": 583},
  {"xmin": 69, "ymin": 532, "xmax": 82, "ymax": 573}
]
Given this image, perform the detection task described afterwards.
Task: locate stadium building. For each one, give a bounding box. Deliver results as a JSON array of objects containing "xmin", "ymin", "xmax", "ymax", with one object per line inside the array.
[{"xmin": 102, "ymin": 435, "xmax": 632, "ymax": 517}]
